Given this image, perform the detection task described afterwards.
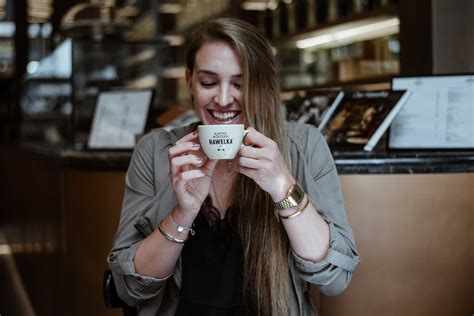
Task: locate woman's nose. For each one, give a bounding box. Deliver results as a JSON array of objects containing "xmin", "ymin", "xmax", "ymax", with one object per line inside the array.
[{"xmin": 214, "ymin": 86, "xmax": 234, "ymax": 107}]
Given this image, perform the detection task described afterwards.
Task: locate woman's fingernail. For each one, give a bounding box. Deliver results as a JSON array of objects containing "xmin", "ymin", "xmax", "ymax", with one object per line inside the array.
[{"xmin": 192, "ymin": 143, "xmax": 200, "ymax": 148}]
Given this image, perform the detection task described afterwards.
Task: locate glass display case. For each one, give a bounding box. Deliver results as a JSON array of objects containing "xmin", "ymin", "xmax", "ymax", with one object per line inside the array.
[
  {"xmin": 271, "ymin": 2, "xmax": 400, "ymax": 90},
  {"xmin": 21, "ymin": 38, "xmax": 168, "ymax": 148}
]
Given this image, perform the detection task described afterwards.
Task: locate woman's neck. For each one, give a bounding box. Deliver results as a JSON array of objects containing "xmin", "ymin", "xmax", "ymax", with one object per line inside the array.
[{"xmin": 210, "ymin": 159, "xmax": 238, "ymax": 217}]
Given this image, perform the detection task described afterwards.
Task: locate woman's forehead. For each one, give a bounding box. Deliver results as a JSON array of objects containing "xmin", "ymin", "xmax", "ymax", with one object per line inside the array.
[{"xmin": 194, "ymin": 42, "xmax": 242, "ymax": 76}]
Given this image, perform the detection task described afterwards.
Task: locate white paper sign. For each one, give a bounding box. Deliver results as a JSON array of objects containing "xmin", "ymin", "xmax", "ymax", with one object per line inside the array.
[
  {"xmin": 88, "ymin": 90, "xmax": 152, "ymax": 149},
  {"xmin": 389, "ymin": 75, "xmax": 474, "ymax": 149}
]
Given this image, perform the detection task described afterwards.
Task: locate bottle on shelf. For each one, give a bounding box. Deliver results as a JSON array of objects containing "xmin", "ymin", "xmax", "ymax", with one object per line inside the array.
[
  {"xmin": 338, "ymin": 0, "xmax": 354, "ymax": 17},
  {"xmin": 279, "ymin": 0, "xmax": 289, "ymax": 35},
  {"xmin": 315, "ymin": 0, "xmax": 328, "ymax": 25},
  {"xmin": 307, "ymin": 0, "xmax": 316, "ymax": 28},
  {"xmin": 295, "ymin": 0, "xmax": 309, "ymax": 31},
  {"xmin": 264, "ymin": 8, "xmax": 274, "ymax": 39},
  {"xmin": 272, "ymin": 3, "xmax": 281, "ymax": 39},
  {"xmin": 361, "ymin": 0, "xmax": 374, "ymax": 11},
  {"xmin": 327, "ymin": 0, "xmax": 339, "ymax": 22},
  {"xmin": 287, "ymin": 1, "xmax": 297, "ymax": 34}
]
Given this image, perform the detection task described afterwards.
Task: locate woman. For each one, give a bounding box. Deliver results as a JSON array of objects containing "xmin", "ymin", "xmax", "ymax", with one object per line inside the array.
[{"xmin": 108, "ymin": 17, "xmax": 360, "ymax": 315}]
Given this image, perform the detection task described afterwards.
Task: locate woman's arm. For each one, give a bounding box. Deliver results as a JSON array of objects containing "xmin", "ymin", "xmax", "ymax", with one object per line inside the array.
[
  {"xmin": 238, "ymin": 125, "xmax": 360, "ymax": 295},
  {"xmin": 134, "ymin": 131, "xmax": 218, "ymax": 278},
  {"xmin": 108, "ymin": 129, "xmax": 217, "ymax": 306},
  {"xmin": 238, "ymin": 127, "xmax": 329, "ymax": 262}
]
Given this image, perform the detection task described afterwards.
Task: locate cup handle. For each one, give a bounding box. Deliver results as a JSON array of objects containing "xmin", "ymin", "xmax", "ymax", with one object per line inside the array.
[{"xmin": 242, "ymin": 129, "xmax": 251, "ymax": 146}]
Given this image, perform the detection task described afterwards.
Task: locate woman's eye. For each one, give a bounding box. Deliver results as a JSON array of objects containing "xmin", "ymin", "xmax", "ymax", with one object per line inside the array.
[
  {"xmin": 233, "ymin": 83, "xmax": 242, "ymax": 90},
  {"xmin": 200, "ymin": 82, "xmax": 216, "ymax": 88}
]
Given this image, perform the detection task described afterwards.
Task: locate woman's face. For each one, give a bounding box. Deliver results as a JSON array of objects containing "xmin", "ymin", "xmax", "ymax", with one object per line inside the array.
[{"xmin": 186, "ymin": 41, "xmax": 244, "ymax": 125}]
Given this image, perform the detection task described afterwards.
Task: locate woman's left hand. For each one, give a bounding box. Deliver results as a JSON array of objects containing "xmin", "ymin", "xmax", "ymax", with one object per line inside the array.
[{"xmin": 237, "ymin": 127, "xmax": 295, "ymax": 202}]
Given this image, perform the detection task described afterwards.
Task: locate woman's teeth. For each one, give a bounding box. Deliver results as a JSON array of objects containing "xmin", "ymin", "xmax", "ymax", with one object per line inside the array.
[{"xmin": 211, "ymin": 111, "xmax": 238, "ymax": 122}]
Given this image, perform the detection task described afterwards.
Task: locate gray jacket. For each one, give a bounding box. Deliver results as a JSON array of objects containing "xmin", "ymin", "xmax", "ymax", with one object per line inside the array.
[{"xmin": 108, "ymin": 122, "xmax": 360, "ymax": 315}]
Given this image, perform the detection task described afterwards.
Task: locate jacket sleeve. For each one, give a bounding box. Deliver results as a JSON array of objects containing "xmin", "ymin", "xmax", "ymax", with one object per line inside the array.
[
  {"xmin": 290, "ymin": 126, "xmax": 361, "ymax": 296},
  {"xmin": 107, "ymin": 130, "xmax": 172, "ymax": 307}
]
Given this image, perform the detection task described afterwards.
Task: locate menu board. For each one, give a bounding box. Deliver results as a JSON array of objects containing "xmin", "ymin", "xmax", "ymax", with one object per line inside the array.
[
  {"xmin": 390, "ymin": 75, "xmax": 474, "ymax": 149},
  {"xmin": 88, "ymin": 90, "xmax": 152, "ymax": 149}
]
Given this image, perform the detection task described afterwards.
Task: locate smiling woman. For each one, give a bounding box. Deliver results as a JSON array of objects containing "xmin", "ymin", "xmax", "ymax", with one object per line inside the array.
[
  {"xmin": 186, "ymin": 41, "xmax": 243, "ymax": 125},
  {"xmin": 108, "ymin": 17, "xmax": 360, "ymax": 316}
]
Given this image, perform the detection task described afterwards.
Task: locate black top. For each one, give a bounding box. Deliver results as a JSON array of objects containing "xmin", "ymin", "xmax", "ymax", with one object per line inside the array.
[{"xmin": 175, "ymin": 197, "xmax": 246, "ymax": 316}]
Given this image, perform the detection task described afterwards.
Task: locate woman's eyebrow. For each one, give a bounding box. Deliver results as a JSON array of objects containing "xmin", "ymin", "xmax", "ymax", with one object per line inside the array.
[{"xmin": 197, "ymin": 70, "xmax": 242, "ymax": 78}]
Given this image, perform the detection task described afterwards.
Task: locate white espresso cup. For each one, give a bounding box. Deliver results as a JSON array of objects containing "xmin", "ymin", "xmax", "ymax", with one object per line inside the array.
[{"xmin": 198, "ymin": 124, "xmax": 248, "ymax": 159}]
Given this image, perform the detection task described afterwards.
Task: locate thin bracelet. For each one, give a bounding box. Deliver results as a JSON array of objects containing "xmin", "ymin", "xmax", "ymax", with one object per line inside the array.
[
  {"xmin": 158, "ymin": 221, "xmax": 186, "ymax": 244},
  {"xmin": 278, "ymin": 195, "xmax": 310, "ymax": 220},
  {"xmin": 169, "ymin": 214, "xmax": 195, "ymax": 235}
]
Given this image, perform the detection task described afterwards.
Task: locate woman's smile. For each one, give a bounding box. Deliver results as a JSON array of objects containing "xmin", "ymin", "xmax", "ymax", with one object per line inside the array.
[{"xmin": 207, "ymin": 110, "xmax": 242, "ymax": 123}]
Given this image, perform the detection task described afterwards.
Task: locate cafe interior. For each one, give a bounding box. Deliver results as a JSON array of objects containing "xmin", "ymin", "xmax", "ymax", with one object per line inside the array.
[{"xmin": 0, "ymin": 0, "xmax": 473, "ymax": 315}]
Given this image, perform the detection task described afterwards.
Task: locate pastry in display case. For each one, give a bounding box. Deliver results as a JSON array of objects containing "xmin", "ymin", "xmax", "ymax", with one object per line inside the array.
[
  {"xmin": 318, "ymin": 89, "xmax": 410, "ymax": 151},
  {"xmin": 283, "ymin": 89, "xmax": 343, "ymax": 127}
]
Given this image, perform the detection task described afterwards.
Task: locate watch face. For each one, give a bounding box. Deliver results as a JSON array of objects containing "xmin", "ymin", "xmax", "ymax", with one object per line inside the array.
[
  {"xmin": 289, "ymin": 183, "xmax": 305, "ymax": 205},
  {"xmin": 275, "ymin": 182, "xmax": 305, "ymax": 210}
]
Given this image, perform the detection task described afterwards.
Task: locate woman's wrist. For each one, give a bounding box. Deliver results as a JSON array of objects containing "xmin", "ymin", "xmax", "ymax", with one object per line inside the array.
[
  {"xmin": 270, "ymin": 175, "xmax": 296, "ymax": 203},
  {"xmin": 158, "ymin": 207, "xmax": 198, "ymax": 242},
  {"xmin": 172, "ymin": 206, "xmax": 199, "ymax": 224}
]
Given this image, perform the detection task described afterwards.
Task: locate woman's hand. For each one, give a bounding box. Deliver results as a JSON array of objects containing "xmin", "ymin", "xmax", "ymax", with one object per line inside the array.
[
  {"xmin": 169, "ymin": 131, "xmax": 218, "ymax": 215},
  {"xmin": 238, "ymin": 127, "xmax": 295, "ymax": 202}
]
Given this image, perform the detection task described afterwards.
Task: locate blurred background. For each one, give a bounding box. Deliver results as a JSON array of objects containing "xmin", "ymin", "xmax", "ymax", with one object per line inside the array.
[{"xmin": 0, "ymin": 1, "xmax": 473, "ymax": 315}]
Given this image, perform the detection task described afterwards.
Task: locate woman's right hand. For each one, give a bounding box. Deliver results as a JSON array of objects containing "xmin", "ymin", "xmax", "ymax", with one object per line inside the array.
[{"xmin": 169, "ymin": 131, "xmax": 218, "ymax": 215}]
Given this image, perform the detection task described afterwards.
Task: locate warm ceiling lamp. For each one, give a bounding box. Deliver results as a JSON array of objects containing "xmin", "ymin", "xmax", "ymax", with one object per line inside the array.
[{"xmin": 296, "ymin": 16, "xmax": 399, "ymax": 49}]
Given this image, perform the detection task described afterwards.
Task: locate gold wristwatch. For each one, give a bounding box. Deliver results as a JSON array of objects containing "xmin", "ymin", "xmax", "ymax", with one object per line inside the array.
[{"xmin": 274, "ymin": 182, "xmax": 305, "ymax": 211}]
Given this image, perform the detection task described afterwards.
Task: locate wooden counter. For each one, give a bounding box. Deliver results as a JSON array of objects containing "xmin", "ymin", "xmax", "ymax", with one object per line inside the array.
[
  {"xmin": 1, "ymin": 145, "xmax": 473, "ymax": 316},
  {"xmin": 322, "ymin": 173, "xmax": 474, "ymax": 315}
]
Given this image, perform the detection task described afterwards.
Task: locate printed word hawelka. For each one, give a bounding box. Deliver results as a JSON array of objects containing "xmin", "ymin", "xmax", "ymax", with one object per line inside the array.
[{"xmin": 209, "ymin": 131, "xmax": 234, "ymax": 145}]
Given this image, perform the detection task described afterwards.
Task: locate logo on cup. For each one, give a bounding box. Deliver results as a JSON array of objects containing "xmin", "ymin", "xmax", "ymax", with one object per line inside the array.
[{"xmin": 198, "ymin": 124, "xmax": 245, "ymax": 159}]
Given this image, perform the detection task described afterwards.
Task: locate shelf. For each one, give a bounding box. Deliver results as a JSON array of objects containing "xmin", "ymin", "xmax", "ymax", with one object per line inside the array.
[
  {"xmin": 25, "ymin": 77, "xmax": 71, "ymax": 82},
  {"xmin": 274, "ymin": 4, "xmax": 399, "ymax": 47},
  {"xmin": 160, "ymin": 5, "xmax": 238, "ymax": 39},
  {"xmin": 281, "ymin": 74, "xmax": 394, "ymax": 92}
]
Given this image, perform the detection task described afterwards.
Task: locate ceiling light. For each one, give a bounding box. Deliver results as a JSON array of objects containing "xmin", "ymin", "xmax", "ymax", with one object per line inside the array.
[
  {"xmin": 241, "ymin": 0, "xmax": 278, "ymax": 11},
  {"xmin": 159, "ymin": 3, "xmax": 183, "ymax": 14},
  {"xmin": 296, "ymin": 17, "xmax": 399, "ymax": 49}
]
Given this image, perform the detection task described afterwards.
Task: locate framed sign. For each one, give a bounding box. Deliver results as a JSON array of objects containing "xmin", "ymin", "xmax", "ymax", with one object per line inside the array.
[
  {"xmin": 389, "ymin": 74, "xmax": 474, "ymax": 149},
  {"xmin": 88, "ymin": 90, "xmax": 153, "ymax": 149},
  {"xmin": 319, "ymin": 90, "xmax": 410, "ymax": 151}
]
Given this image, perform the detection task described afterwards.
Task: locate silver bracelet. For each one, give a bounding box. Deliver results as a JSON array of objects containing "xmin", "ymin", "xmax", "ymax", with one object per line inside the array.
[
  {"xmin": 158, "ymin": 221, "xmax": 186, "ymax": 243},
  {"xmin": 169, "ymin": 214, "xmax": 195, "ymax": 236}
]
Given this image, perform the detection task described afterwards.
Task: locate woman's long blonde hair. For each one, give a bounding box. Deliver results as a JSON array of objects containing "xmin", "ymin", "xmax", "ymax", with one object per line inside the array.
[{"xmin": 186, "ymin": 18, "xmax": 290, "ymax": 315}]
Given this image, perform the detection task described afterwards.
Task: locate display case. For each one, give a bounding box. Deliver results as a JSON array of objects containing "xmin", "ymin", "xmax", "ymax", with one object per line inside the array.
[
  {"xmin": 21, "ymin": 38, "xmax": 168, "ymax": 148},
  {"xmin": 270, "ymin": 1, "xmax": 400, "ymax": 90}
]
